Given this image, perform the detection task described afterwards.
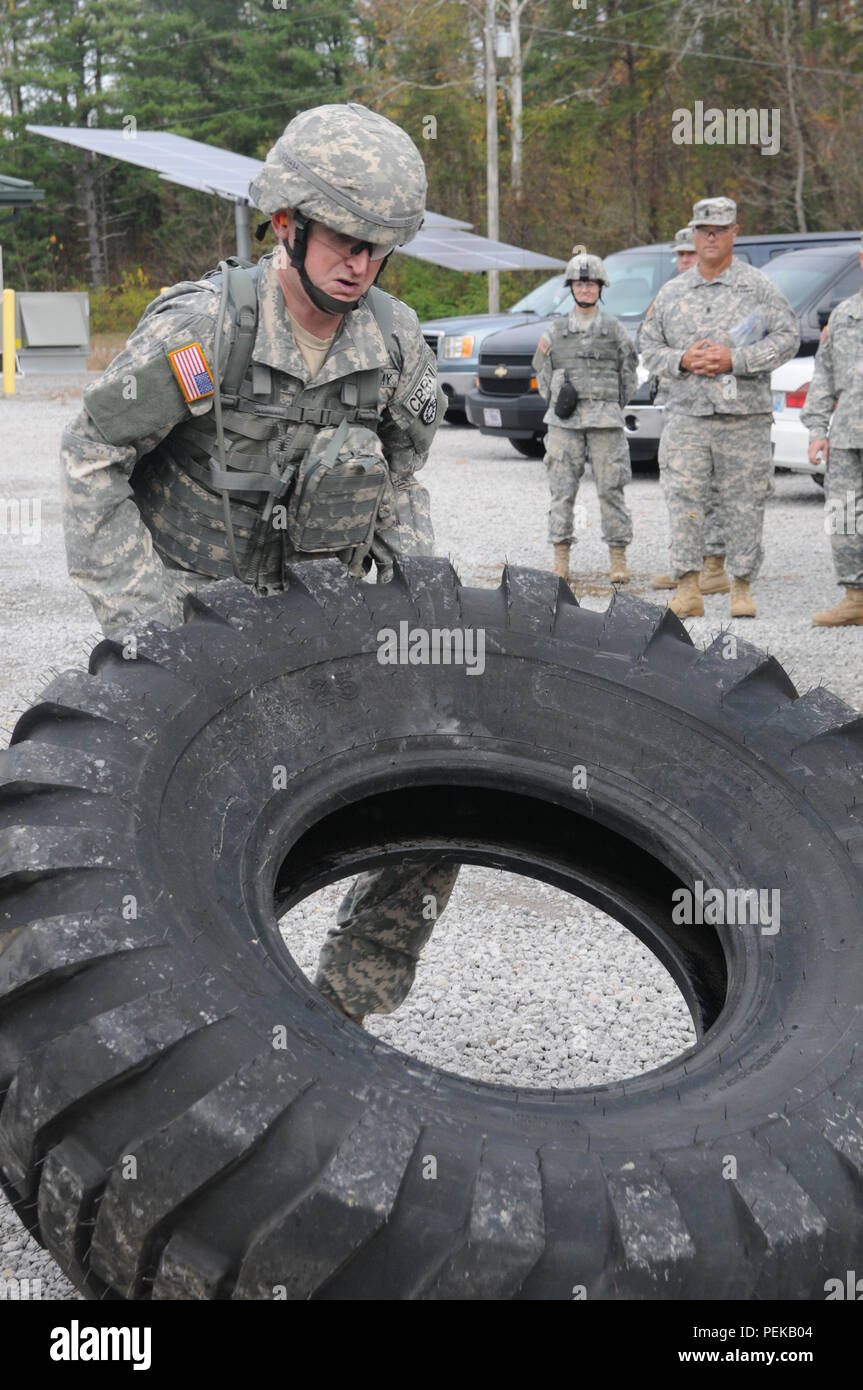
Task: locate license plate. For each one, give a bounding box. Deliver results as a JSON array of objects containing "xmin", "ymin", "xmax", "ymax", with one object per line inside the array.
[
  {"xmin": 483, "ymin": 408, "xmax": 503, "ymax": 428},
  {"xmin": 772, "ymin": 392, "xmax": 785, "ymax": 413}
]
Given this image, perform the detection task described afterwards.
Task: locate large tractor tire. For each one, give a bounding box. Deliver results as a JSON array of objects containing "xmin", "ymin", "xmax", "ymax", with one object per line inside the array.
[{"xmin": 1, "ymin": 558, "xmax": 862, "ymax": 1300}]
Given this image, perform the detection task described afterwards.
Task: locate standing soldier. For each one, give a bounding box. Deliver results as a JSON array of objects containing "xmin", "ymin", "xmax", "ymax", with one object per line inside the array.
[
  {"xmin": 533, "ymin": 245, "xmax": 638, "ymax": 585},
  {"xmin": 651, "ymin": 226, "xmax": 729, "ymax": 596},
  {"xmin": 802, "ymin": 234, "xmax": 863, "ymax": 626},
  {"xmin": 638, "ymin": 197, "xmax": 799, "ymax": 619},
  {"xmin": 60, "ymin": 102, "xmax": 460, "ymax": 1027}
]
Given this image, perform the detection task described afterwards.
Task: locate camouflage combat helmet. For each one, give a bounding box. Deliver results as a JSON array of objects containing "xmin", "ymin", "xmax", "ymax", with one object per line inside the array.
[
  {"xmin": 564, "ymin": 244, "xmax": 610, "ymax": 288},
  {"xmin": 249, "ymin": 104, "xmax": 427, "ymax": 314},
  {"xmin": 247, "ymin": 102, "xmax": 425, "ymax": 315}
]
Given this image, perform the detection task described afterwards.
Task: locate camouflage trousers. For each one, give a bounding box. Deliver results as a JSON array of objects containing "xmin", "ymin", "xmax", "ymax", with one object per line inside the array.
[
  {"xmin": 314, "ymin": 858, "xmax": 461, "ymax": 1016},
  {"xmin": 825, "ymin": 447, "xmax": 863, "ymax": 588},
  {"xmin": 659, "ymin": 412, "xmax": 774, "ymax": 580},
  {"xmin": 657, "ymin": 448, "xmax": 725, "ymax": 556},
  {"xmin": 544, "ymin": 424, "xmax": 633, "ymax": 547}
]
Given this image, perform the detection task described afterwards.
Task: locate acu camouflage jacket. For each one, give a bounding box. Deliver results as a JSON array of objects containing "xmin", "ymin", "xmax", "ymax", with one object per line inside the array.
[{"xmin": 61, "ymin": 253, "xmax": 443, "ymax": 636}]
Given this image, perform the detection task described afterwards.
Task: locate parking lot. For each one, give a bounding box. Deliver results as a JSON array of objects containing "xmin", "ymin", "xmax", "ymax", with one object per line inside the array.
[
  {"xmin": 1, "ymin": 374, "xmax": 861, "ymax": 1297},
  {"xmin": 3, "ymin": 375, "xmax": 861, "ymax": 728}
]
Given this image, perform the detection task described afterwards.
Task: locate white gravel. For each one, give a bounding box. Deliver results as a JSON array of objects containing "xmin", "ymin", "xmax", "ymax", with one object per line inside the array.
[
  {"xmin": 280, "ymin": 871, "xmax": 697, "ymax": 1087},
  {"xmin": 2, "ymin": 374, "xmax": 861, "ymax": 1294}
]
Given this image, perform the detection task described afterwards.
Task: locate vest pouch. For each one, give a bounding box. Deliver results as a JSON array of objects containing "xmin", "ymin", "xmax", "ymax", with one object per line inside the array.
[{"xmin": 285, "ymin": 419, "xmax": 395, "ymax": 554}]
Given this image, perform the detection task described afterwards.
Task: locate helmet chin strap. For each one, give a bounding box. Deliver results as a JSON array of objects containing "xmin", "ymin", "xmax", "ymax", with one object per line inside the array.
[{"xmin": 287, "ymin": 211, "xmax": 364, "ymax": 316}]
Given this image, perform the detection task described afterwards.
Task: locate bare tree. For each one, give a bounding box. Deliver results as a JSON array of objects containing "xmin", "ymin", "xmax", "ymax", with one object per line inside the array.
[{"xmin": 779, "ymin": 0, "xmax": 808, "ymax": 230}]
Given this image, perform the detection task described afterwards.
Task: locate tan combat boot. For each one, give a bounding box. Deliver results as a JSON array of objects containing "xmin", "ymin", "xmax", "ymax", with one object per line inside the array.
[
  {"xmin": 812, "ymin": 588, "xmax": 863, "ymax": 627},
  {"xmin": 668, "ymin": 571, "xmax": 704, "ymax": 618},
  {"xmin": 651, "ymin": 573, "xmax": 674, "ymax": 590},
  {"xmin": 609, "ymin": 546, "xmax": 630, "ymax": 583},
  {"xmin": 730, "ymin": 578, "xmax": 756, "ymax": 618},
  {"xmin": 552, "ymin": 542, "xmax": 571, "ymax": 579},
  {"xmin": 699, "ymin": 554, "xmax": 731, "ymax": 594}
]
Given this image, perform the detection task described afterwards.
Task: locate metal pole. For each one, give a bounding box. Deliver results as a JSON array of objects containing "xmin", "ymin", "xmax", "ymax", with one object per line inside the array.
[
  {"xmin": 2, "ymin": 289, "xmax": 16, "ymax": 395},
  {"xmin": 234, "ymin": 201, "xmax": 251, "ymax": 261},
  {"xmin": 484, "ymin": 0, "xmax": 500, "ymax": 313}
]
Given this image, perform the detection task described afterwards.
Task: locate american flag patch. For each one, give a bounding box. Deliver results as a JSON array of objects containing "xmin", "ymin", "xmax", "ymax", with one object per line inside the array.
[{"xmin": 168, "ymin": 342, "xmax": 215, "ymax": 403}]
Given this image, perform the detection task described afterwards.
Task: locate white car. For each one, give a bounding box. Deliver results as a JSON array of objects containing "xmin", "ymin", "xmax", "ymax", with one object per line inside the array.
[{"xmin": 771, "ymin": 356, "xmax": 823, "ymax": 484}]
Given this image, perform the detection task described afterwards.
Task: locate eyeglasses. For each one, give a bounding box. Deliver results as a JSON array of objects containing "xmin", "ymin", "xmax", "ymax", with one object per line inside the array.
[
  {"xmin": 692, "ymin": 225, "xmax": 733, "ymax": 239},
  {"xmin": 312, "ymin": 222, "xmax": 391, "ymax": 263}
]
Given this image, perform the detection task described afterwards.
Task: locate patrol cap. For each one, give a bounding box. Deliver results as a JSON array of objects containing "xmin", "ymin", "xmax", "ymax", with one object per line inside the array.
[
  {"xmin": 248, "ymin": 103, "xmax": 427, "ymax": 255},
  {"xmin": 564, "ymin": 243, "xmax": 609, "ymax": 287},
  {"xmin": 673, "ymin": 226, "xmax": 696, "ymax": 253},
  {"xmin": 689, "ymin": 196, "xmax": 737, "ymax": 227}
]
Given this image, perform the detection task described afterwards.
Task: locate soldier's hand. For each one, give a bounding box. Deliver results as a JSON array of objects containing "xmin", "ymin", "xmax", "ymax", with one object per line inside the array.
[
  {"xmin": 808, "ymin": 438, "xmax": 829, "ymax": 466},
  {"xmin": 699, "ymin": 343, "xmax": 733, "ymax": 375},
  {"xmin": 680, "ymin": 340, "xmax": 714, "ymax": 374}
]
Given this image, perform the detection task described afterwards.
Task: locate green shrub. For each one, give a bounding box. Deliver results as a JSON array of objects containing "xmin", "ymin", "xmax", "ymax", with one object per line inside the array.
[
  {"xmin": 382, "ymin": 257, "xmax": 551, "ymax": 320},
  {"xmin": 89, "ymin": 268, "xmax": 158, "ymax": 336}
]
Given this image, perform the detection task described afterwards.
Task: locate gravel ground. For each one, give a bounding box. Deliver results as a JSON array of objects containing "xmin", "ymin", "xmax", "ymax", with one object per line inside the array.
[{"xmin": 1, "ymin": 373, "xmax": 860, "ymax": 1297}]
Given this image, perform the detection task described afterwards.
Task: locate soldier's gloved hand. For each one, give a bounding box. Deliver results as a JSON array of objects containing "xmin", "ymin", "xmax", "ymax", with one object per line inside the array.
[{"xmin": 554, "ymin": 381, "xmax": 579, "ymax": 419}]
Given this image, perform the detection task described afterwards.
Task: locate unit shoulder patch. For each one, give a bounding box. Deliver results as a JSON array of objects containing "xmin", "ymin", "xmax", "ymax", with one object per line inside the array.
[
  {"xmin": 404, "ymin": 360, "xmax": 438, "ymax": 424},
  {"xmin": 167, "ymin": 342, "xmax": 215, "ymax": 403},
  {"xmin": 537, "ymin": 333, "xmax": 551, "ymax": 355}
]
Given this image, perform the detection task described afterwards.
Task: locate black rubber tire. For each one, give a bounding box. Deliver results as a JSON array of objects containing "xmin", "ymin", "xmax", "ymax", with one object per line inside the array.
[
  {"xmin": 510, "ymin": 436, "xmax": 546, "ymax": 458},
  {"xmin": 2, "ymin": 557, "xmax": 863, "ymax": 1301}
]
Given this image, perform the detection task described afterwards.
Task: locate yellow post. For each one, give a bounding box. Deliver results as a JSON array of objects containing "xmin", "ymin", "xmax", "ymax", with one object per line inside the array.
[{"xmin": 2, "ymin": 289, "xmax": 15, "ymax": 395}]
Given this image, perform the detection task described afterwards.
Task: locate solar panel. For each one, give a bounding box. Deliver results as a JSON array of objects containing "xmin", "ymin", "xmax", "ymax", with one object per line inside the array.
[
  {"xmin": 405, "ymin": 228, "xmax": 564, "ymax": 271},
  {"xmin": 27, "ymin": 127, "xmax": 259, "ymax": 203},
  {"xmin": 26, "ymin": 126, "xmax": 564, "ymax": 271}
]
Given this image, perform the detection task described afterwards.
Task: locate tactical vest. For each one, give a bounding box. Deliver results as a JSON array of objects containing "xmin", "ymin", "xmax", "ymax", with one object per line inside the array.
[
  {"xmin": 131, "ymin": 260, "xmax": 397, "ymax": 589},
  {"xmin": 549, "ymin": 316, "xmax": 621, "ymax": 402}
]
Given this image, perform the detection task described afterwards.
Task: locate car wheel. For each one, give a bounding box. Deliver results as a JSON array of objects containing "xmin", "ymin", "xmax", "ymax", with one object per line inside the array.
[{"xmin": 510, "ymin": 437, "xmax": 546, "ymax": 459}]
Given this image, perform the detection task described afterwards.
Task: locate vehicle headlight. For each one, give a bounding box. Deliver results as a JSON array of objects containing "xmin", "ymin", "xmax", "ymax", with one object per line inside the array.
[{"xmin": 441, "ymin": 334, "xmax": 476, "ymax": 359}]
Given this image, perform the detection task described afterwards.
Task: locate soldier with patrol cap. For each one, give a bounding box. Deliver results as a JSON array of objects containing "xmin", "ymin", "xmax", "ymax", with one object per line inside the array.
[
  {"xmin": 60, "ymin": 102, "xmax": 460, "ymax": 1026},
  {"xmin": 802, "ymin": 232, "xmax": 863, "ymax": 626},
  {"xmin": 532, "ymin": 244, "xmax": 638, "ymax": 585},
  {"xmin": 651, "ymin": 225, "xmax": 729, "ymax": 597},
  {"xmin": 638, "ymin": 196, "xmax": 799, "ymax": 619}
]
